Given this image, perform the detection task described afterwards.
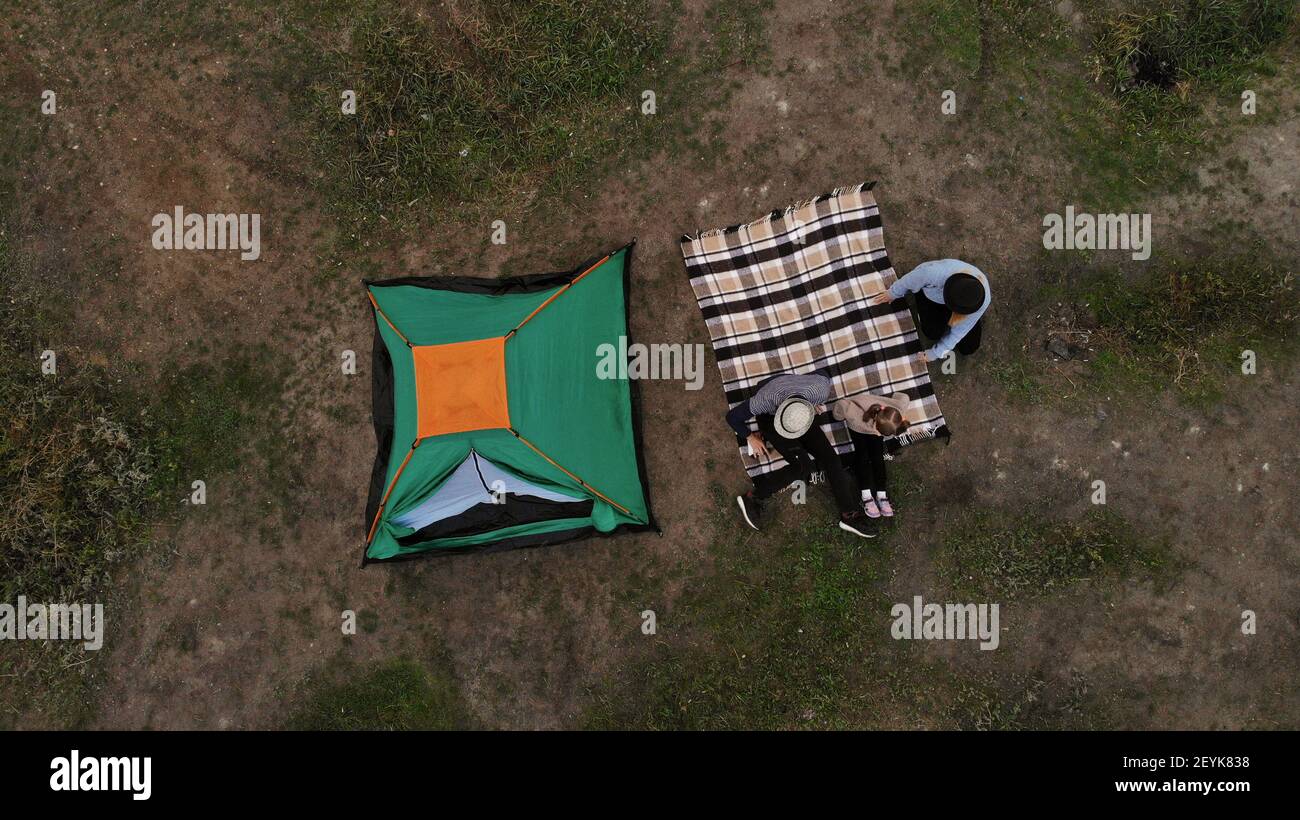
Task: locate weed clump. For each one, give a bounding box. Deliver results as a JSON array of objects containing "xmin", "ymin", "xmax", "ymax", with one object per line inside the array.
[
  {"xmin": 0, "ymin": 227, "xmax": 160, "ymax": 606},
  {"xmin": 1095, "ymin": 0, "xmax": 1294, "ymax": 119},
  {"xmin": 1098, "ymin": 1, "xmax": 1293, "ymax": 91}
]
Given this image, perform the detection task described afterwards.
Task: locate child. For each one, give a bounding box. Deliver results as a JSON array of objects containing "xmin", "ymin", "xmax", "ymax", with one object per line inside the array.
[{"xmin": 831, "ymin": 392, "xmax": 911, "ymax": 519}]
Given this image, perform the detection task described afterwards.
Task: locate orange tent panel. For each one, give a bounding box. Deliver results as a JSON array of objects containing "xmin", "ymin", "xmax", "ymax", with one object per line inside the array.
[{"xmin": 412, "ymin": 336, "xmax": 511, "ymax": 439}]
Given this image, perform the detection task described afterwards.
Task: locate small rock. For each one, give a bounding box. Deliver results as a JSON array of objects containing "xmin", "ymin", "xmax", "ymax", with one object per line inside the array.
[{"xmin": 1047, "ymin": 336, "xmax": 1072, "ymax": 359}]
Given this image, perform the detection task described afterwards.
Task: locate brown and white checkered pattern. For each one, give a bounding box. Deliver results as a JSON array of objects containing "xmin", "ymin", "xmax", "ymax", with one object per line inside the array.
[{"xmin": 681, "ymin": 183, "xmax": 950, "ymax": 478}]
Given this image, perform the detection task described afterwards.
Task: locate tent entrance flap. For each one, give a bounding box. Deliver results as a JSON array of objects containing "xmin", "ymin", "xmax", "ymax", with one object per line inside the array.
[{"xmin": 393, "ymin": 451, "xmax": 587, "ymax": 539}]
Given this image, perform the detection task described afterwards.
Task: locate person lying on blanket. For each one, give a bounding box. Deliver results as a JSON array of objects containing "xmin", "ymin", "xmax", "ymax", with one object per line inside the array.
[
  {"xmin": 726, "ymin": 372, "xmax": 875, "ymax": 538},
  {"xmin": 870, "ymin": 258, "xmax": 990, "ymax": 361},
  {"xmin": 832, "ymin": 392, "xmax": 911, "ymax": 520}
]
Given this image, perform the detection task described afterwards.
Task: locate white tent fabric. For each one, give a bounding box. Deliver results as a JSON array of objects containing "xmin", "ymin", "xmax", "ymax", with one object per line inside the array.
[{"xmin": 393, "ymin": 450, "xmax": 579, "ymax": 531}]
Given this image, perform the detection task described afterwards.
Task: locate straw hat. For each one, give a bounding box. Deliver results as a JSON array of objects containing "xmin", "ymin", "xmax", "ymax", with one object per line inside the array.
[{"xmin": 773, "ymin": 397, "xmax": 815, "ymax": 439}]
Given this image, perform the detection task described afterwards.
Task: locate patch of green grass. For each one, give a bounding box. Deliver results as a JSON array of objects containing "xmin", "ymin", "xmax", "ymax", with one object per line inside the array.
[
  {"xmin": 879, "ymin": 0, "xmax": 1295, "ymax": 206},
  {"xmin": 1080, "ymin": 0, "xmax": 1296, "ymax": 203},
  {"xmin": 936, "ymin": 509, "xmax": 1176, "ymax": 601},
  {"xmin": 944, "ymin": 669, "xmax": 1114, "ymax": 729},
  {"xmin": 285, "ymin": 0, "xmax": 775, "ymax": 243},
  {"xmin": 988, "ymin": 355, "xmax": 1047, "ymax": 404},
  {"xmin": 0, "ymin": 236, "xmax": 153, "ymax": 723},
  {"xmin": 0, "ymin": 201, "xmax": 285, "ymax": 727},
  {"xmin": 0, "ymin": 376, "xmax": 160, "ymax": 604},
  {"xmin": 288, "ymin": 657, "xmax": 475, "ymax": 730},
  {"xmin": 889, "ymin": 0, "xmax": 1060, "ymax": 80},
  {"xmin": 991, "ymin": 246, "xmax": 1296, "ymax": 409},
  {"xmin": 309, "ymin": 0, "xmax": 666, "ymax": 230},
  {"xmin": 885, "ymin": 0, "xmax": 1069, "ymax": 82},
  {"xmin": 0, "ymin": 334, "xmax": 162, "ymax": 726},
  {"xmin": 0, "ymin": 322, "xmax": 285, "ymax": 725},
  {"xmin": 141, "ymin": 349, "xmax": 287, "ymax": 487},
  {"xmin": 586, "ymin": 508, "xmax": 888, "ymax": 730},
  {"xmin": 587, "ymin": 486, "xmax": 1145, "ymax": 728},
  {"xmin": 911, "ymin": 0, "xmax": 983, "ymax": 77},
  {"xmin": 0, "ymin": 213, "xmax": 170, "ymax": 612},
  {"xmin": 696, "ymin": 0, "xmax": 774, "ymax": 74},
  {"xmin": 1094, "ymin": 0, "xmax": 1293, "ymax": 98},
  {"xmin": 1049, "ymin": 72, "xmax": 1202, "ymax": 206},
  {"xmin": 1083, "ymin": 253, "xmax": 1295, "ymax": 405}
]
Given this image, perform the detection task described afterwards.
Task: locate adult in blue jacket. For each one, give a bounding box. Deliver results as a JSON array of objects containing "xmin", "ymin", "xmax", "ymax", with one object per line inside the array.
[{"xmin": 870, "ymin": 259, "xmax": 990, "ymax": 361}]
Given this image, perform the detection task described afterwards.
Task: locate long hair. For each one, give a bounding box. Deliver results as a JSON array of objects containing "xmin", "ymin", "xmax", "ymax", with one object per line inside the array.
[{"xmin": 866, "ymin": 403, "xmax": 910, "ymax": 437}]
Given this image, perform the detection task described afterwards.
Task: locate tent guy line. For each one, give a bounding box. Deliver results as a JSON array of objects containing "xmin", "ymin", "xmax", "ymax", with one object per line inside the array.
[
  {"xmin": 509, "ymin": 427, "xmax": 634, "ymax": 516},
  {"xmin": 504, "ymin": 253, "xmax": 610, "ymax": 341}
]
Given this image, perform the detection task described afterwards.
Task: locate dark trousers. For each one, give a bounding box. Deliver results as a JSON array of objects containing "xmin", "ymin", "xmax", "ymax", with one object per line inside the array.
[
  {"xmin": 751, "ymin": 414, "xmax": 859, "ymax": 514},
  {"xmin": 915, "ymin": 292, "xmax": 982, "ymax": 355},
  {"xmin": 849, "ymin": 430, "xmax": 887, "ymax": 495}
]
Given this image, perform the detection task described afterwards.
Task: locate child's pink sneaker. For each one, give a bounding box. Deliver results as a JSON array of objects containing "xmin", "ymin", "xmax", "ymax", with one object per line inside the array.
[
  {"xmin": 863, "ymin": 497, "xmax": 881, "ymax": 518},
  {"xmin": 877, "ymin": 497, "xmax": 894, "ymax": 517}
]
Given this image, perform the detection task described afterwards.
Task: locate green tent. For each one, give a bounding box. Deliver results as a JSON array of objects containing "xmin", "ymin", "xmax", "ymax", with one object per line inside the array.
[{"xmin": 363, "ymin": 243, "xmax": 657, "ymax": 562}]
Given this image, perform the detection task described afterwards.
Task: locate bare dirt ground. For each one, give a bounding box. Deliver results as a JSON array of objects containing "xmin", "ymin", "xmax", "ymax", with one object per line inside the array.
[{"xmin": 3, "ymin": 1, "xmax": 1296, "ymax": 728}]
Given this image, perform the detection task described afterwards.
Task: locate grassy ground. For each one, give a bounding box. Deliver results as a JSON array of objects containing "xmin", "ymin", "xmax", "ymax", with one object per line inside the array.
[
  {"xmin": 287, "ymin": 656, "xmax": 474, "ymax": 730},
  {"xmin": 0, "ymin": 101, "xmax": 289, "ymax": 724},
  {"xmin": 879, "ymin": 0, "xmax": 1296, "ymax": 205},
  {"xmin": 287, "ymin": 0, "xmax": 773, "ymax": 244},
  {"xmin": 934, "ymin": 509, "xmax": 1176, "ymax": 600},
  {"xmin": 0, "ymin": 271, "xmax": 285, "ymax": 726},
  {"xmin": 1083, "ymin": 253, "xmax": 1295, "ymax": 405},
  {"xmin": 307, "ymin": 0, "xmax": 668, "ymax": 232},
  {"xmin": 585, "ymin": 505, "xmax": 893, "ymax": 730},
  {"xmin": 1, "ymin": 0, "xmax": 1297, "ymax": 729},
  {"xmin": 987, "ymin": 247, "xmax": 1296, "ymax": 409},
  {"xmin": 580, "ymin": 481, "xmax": 1172, "ymax": 729}
]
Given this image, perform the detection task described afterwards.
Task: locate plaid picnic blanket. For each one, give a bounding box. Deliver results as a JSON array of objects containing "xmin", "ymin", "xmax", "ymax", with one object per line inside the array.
[{"xmin": 681, "ymin": 182, "xmax": 950, "ymax": 479}]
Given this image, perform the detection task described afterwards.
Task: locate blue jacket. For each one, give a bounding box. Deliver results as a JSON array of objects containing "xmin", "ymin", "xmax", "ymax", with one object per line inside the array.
[{"xmin": 889, "ymin": 259, "xmax": 991, "ymax": 359}]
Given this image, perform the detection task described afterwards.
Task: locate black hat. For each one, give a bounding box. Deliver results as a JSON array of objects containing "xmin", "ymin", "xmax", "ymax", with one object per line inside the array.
[{"xmin": 943, "ymin": 273, "xmax": 985, "ymax": 314}]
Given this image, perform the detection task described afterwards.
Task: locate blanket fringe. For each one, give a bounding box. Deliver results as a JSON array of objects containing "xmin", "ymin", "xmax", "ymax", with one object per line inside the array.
[{"xmin": 681, "ymin": 181, "xmax": 875, "ymax": 243}]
